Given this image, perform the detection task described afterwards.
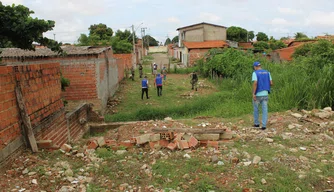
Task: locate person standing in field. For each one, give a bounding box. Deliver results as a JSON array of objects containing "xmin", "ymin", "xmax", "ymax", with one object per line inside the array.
[
  {"xmin": 154, "ymin": 73, "xmax": 163, "ymax": 96},
  {"xmin": 252, "ymin": 61, "xmax": 273, "ymax": 130},
  {"xmin": 153, "ymin": 63, "xmax": 158, "ymax": 77},
  {"xmin": 131, "ymin": 67, "xmax": 135, "ymax": 81},
  {"xmin": 139, "ymin": 64, "xmax": 143, "ymax": 78},
  {"xmin": 141, "ymin": 76, "xmax": 149, "ymax": 100},
  {"xmin": 190, "ymin": 71, "xmax": 198, "ymax": 91},
  {"xmin": 161, "ymin": 66, "xmax": 167, "ymax": 80}
]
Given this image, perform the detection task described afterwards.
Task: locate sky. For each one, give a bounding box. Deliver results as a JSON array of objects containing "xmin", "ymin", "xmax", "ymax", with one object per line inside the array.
[{"xmin": 2, "ymin": 0, "xmax": 334, "ymax": 44}]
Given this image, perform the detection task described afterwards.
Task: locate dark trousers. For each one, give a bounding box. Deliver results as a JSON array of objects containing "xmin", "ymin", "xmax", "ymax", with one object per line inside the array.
[
  {"xmin": 142, "ymin": 88, "xmax": 149, "ymax": 99},
  {"xmin": 157, "ymin": 86, "xmax": 162, "ymax": 96}
]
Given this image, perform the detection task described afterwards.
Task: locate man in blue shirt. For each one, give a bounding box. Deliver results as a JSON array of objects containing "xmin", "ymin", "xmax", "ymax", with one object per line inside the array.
[
  {"xmin": 154, "ymin": 73, "xmax": 163, "ymax": 96},
  {"xmin": 252, "ymin": 61, "xmax": 273, "ymax": 130},
  {"xmin": 141, "ymin": 76, "xmax": 149, "ymax": 100}
]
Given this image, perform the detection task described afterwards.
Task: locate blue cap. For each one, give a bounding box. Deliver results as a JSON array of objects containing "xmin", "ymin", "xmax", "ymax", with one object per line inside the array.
[{"xmin": 253, "ymin": 61, "xmax": 261, "ymax": 67}]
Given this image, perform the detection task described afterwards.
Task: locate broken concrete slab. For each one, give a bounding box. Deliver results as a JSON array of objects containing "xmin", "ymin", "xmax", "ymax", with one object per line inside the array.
[
  {"xmin": 136, "ymin": 134, "xmax": 151, "ymax": 145},
  {"xmin": 194, "ymin": 134, "xmax": 220, "ymax": 141},
  {"xmin": 220, "ymin": 131, "xmax": 233, "ymax": 140},
  {"xmin": 149, "ymin": 134, "xmax": 161, "ymax": 142},
  {"xmin": 97, "ymin": 137, "xmax": 106, "ymax": 147}
]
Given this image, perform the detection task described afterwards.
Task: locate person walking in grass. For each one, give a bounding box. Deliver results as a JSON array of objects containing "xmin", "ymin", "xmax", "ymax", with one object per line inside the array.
[
  {"xmin": 154, "ymin": 73, "xmax": 163, "ymax": 96},
  {"xmin": 141, "ymin": 76, "xmax": 149, "ymax": 100},
  {"xmin": 190, "ymin": 71, "xmax": 198, "ymax": 91},
  {"xmin": 252, "ymin": 61, "xmax": 273, "ymax": 130}
]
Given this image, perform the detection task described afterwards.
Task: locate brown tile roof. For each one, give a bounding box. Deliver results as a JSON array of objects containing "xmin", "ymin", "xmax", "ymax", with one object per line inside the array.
[
  {"xmin": 316, "ymin": 35, "xmax": 334, "ymax": 40},
  {"xmin": 288, "ymin": 40, "xmax": 317, "ymax": 47},
  {"xmin": 238, "ymin": 42, "xmax": 254, "ymax": 49},
  {"xmin": 183, "ymin": 41, "xmax": 228, "ymax": 49},
  {"xmin": 0, "ymin": 46, "xmax": 111, "ymax": 58},
  {"xmin": 177, "ymin": 22, "xmax": 227, "ymax": 30}
]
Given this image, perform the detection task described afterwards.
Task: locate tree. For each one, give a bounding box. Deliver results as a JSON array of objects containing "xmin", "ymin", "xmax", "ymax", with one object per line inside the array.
[
  {"xmin": 164, "ymin": 38, "xmax": 172, "ymax": 46},
  {"xmin": 89, "ymin": 23, "xmax": 113, "ymax": 41},
  {"xmin": 269, "ymin": 40, "xmax": 287, "ymax": 50},
  {"xmin": 253, "ymin": 41, "xmax": 269, "ymax": 50},
  {"xmin": 227, "ymin": 26, "xmax": 248, "ymax": 42},
  {"xmin": 256, "ymin": 32, "xmax": 269, "ymax": 41},
  {"xmin": 280, "ymin": 36, "xmax": 290, "ymax": 40},
  {"xmin": 143, "ymin": 35, "xmax": 158, "ymax": 47},
  {"xmin": 0, "ymin": 2, "xmax": 62, "ymax": 52},
  {"xmin": 110, "ymin": 36, "xmax": 132, "ymax": 54},
  {"xmin": 294, "ymin": 32, "xmax": 308, "ymax": 40},
  {"xmin": 172, "ymin": 36, "xmax": 179, "ymax": 44},
  {"xmin": 115, "ymin": 29, "xmax": 138, "ymax": 44},
  {"xmin": 248, "ymin": 31, "xmax": 255, "ymax": 42}
]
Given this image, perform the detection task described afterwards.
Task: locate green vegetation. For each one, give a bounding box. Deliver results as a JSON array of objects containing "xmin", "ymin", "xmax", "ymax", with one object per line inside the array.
[
  {"xmin": 0, "ymin": 2, "xmax": 62, "ymax": 52},
  {"xmin": 107, "ymin": 40, "xmax": 334, "ymax": 122},
  {"xmin": 227, "ymin": 26, "xmax": 254, "ymax": 42}
]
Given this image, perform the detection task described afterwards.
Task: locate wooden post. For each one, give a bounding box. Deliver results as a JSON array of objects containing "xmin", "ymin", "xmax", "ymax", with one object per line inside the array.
[{"xmin": 15, "ymin": 86, "xmax": 38, "ymax": 152}]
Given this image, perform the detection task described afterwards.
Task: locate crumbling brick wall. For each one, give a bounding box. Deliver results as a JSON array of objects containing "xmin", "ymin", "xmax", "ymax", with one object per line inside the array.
[{"xmin": 0, "ymin": 63, "xmax": 89, "ymax": 165}]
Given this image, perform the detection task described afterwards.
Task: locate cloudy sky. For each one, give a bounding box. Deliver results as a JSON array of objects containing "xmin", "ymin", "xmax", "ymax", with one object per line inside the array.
[{"xmin": 2, "ymin": 0, "xmax": 334, "ymax": 44}]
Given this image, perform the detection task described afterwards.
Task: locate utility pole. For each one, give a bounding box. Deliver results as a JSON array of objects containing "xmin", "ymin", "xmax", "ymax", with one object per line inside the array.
[
  {"xmin": 141, "ymin": 27, "xmax": 147, "ymax": 58},
  {"xmin": 132, "ymin": 25, "xmax": 136, "ymax": 69},
  {"xmin": 53, "ymin": 34, "xmax": 56, "ymax": 41}
]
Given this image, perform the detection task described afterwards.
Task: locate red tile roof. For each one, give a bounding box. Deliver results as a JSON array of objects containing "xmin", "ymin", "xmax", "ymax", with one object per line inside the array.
[{"xmin": 183, "ymin": 41, "xmax": 228, "ymax": 49}]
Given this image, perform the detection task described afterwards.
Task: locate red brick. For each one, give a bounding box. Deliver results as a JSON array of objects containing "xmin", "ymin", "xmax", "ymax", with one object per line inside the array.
[
  {"xmin": 105, "ymin": 139, "xmax": 117, "ymax": 147},
  {"xmin": 119, "ymin": 141, "xmax": 134, "ymax": 148},
  {"xmin": 159, "ymin": 140, "xmax": 170, "ymax": 148},
  {"xmin": 149, "ymin": 141, "xmax": 159, "ymax": 150},
  {"xmin": 207, "ymin": 141, "xmax": 219, "ymax": 149},
  {"xmin": 87, "ymin": 139, "xmax": 98, "ymax": 149},
  {"xmin": 167, "ymin": 142, "xmax": 177, "ymax": 151},
  {"xmin": 177, "ymin": 140, "xmax": 189, "ymax": 150},
  {"xmin": 188, "ymin": 136, "xmax": 199, "ymax": 148}
]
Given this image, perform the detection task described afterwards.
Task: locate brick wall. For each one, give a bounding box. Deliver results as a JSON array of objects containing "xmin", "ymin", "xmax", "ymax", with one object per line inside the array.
[
  {"xmin": 0, "ymin": 67, "xmax": 20, "ymax": 150},
  {"xmin": 60, "ymin": 63, "xmax": 97, "ymax": 101},
  {"xmin": 0, "ymin": 63, "xmax": 90, "ymax": 165},
  {"xmin": 114, "ymin": 54, "xmax": 133, "ymax": 69},
  {"xmin": 188, "ymin": 49, "xmax": 210, "ymax": 65}
]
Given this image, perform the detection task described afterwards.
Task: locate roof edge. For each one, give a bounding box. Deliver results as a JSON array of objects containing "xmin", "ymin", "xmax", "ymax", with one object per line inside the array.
[{"xmin": 176, "ymin": 22, "xmax": 227, "ymax": 31}]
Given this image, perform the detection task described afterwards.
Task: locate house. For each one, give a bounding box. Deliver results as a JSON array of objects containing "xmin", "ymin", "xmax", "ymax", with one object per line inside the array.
[
  {"xmin": 176, "ymin": 22, "xmax": 228, "ymax": 66},
  {"xmin": 270, "ymin": 40, "xmax": 316, "ymax": 62}
]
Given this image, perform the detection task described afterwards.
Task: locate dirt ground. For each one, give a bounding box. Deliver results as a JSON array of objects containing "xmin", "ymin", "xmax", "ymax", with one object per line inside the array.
[{"xmin": 0, "ymin": 109, "xmax": 333, "ymax": 192}]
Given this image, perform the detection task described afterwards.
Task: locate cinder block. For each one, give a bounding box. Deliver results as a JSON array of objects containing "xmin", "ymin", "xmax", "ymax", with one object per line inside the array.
[
  {"xmin": 194, "ymin": 134, "xmax": 220, "ymax": 141},
  {"xmin": 150, "ymin": 134, "xmax": 161, "ymax": 142},
  {"xmin": 136, "ymin": 134, "xmax": 151, "ymax": 145}
]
